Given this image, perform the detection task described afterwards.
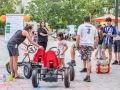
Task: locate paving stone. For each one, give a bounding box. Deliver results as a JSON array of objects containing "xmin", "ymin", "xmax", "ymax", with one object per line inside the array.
[{"xmin": 0, "ymin": 35, "xmax": 120, "ymax": 90}]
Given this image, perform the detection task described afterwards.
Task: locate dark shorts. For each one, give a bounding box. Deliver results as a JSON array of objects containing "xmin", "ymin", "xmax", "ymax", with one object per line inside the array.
[
  {"xmin": 7, "ymin": 43, "xmax": 19, "ymax": 56},
  {"xmin": 114, "ymin": 40, "xmax": 120, "ymax": 52},
  {"xmin": 38, "ymin": 42, "xmax": 47, "ymax": 50},
  {"xmin": 72, "ymin": 44, "xmax": 93, "ymax": 61}
]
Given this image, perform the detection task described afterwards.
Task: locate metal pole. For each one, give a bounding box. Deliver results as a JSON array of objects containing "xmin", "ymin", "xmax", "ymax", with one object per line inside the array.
[{"xmin": 115, "ymin": 0, "xmax": 118, "ymax": 27}]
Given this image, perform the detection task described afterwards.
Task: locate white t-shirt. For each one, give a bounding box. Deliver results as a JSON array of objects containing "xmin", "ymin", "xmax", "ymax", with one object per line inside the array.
[
  {"xmin": 58, "ymin": 40, "xmax": 66, "ymax": 54},
  {"xmin": 77, "ymin": 23, "xmax": 98, "ymax": 46}
]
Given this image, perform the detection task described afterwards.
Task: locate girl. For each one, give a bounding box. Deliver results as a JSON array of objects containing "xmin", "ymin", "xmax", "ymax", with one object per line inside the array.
[{"xmin": 57, "ymin": 32, "xmax": 68, "ymax": 68}]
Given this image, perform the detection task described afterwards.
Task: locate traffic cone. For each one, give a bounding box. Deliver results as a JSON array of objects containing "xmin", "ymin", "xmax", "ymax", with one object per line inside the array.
[{"xmin": 24, "ymin": 47, "xmax": 28, "ymax": 56}]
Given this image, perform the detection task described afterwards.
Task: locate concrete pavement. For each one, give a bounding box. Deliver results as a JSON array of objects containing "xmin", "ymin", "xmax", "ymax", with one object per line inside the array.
[{"xmin": 0, "ymin": 35, "xmax": 120, "ymax": 90}]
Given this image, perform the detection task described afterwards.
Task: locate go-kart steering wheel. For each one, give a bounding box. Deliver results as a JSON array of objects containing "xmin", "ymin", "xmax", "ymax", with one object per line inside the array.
[
  {"xmin": 27, "ymin": 45, "xmax": 37, "ymax": 54},
  {"xmin": 49, "ymin": 47, "xmax": 60, "ymax": 56}
]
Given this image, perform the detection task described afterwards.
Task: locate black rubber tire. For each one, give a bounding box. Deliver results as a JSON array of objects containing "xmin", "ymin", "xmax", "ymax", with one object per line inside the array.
[
  {"xmin": 70, "ymin": 66, "xmax": 75, "ymax": 81},
  {"xmin": 32, "ymin": 70, "xmax": 39, "ymax": 88},
  {"xmin": 6, "ymin": 62, "xmax": 11, "ymax": 74},
  {"xmin": 64, "ymin": 69, "xmax": 70, "ymax": 88},
  {"xmin": 23, "ymin": 64, "xmax": 32, "ymax": 78}
]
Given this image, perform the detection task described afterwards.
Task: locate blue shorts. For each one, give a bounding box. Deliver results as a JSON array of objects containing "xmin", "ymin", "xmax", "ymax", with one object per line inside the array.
[{"xmin": 114, "ymin": 40, "xmax": 120, "ymax": 52}]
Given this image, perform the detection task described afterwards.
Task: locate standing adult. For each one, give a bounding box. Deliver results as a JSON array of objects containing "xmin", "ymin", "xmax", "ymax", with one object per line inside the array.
[
  {"xmin": 101, "ymin": 17, "xmax": 117, "ymax": 65},
  {"xmin": 38, "ymin": 21, "xmax": 50, "ymax": 49},
  {"xmin": 68, "ymin": 16, "xmax": 98, "ymax": 82},
  {"xmin": 7, "ymin": 25, "xmax": 43, "ymax": 79}
]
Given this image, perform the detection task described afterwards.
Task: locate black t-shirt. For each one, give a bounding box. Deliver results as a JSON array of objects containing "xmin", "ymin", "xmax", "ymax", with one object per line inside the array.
[
  {"xmin": 37, "ymin": 28, "xmax": 48, "ymax": 42},
  {"xmin": 8, "ymin": 30, "xmax": 26, "ymax": 45}
]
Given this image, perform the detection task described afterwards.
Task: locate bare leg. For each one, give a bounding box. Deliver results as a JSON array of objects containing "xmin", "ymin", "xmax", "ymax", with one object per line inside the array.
[
  {"xmin": 115, "ymin": 52, "xmax": 117, "ymax": 61},
  {"xmin": 102, "ymin": 49, "xmax": 106, "ymax": 60},
  {"xmin": 108, "ymin": 50, "xmax": 112, "ymax": 64},
  {"xmin": 95, "ymin": 49, "xmax": 98, "ymax": 59},
  {"xmin": 59, "ymin": 58, "xmax": 62, "ymax": 67},
  {"xmin": 83, "ymin": 60, "xmax": 86, "ymax": 68},
  {"xmin": 61, "ymin": 58, "xmax": 66, "ymax": 67},
  {"xmin": 13, "ymin": 56, "xmax": 19, "ymax": 77},
  {"xmin": 9, "ymin": 56, "xmax": 14, "ymax": 76},
  {"xmin": 71, "ymin": 47, "xmax": 76, "ymax": 60},
  {"xmin": 86, "ymin": 61, "xmax": 91, "ymax": 76}
]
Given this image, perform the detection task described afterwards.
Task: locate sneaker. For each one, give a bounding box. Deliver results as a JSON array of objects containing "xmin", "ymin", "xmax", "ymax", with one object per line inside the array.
[
  {"xmin": 67, "ymin": 60, "xmax": 76, "ymax": 66},
  {"xmin": 112, "ymin": 60, "xmax": 118, "ymax": 65},
  {"xmin": 83, "ymin": 75, "xmax": 91, "ymax": 82},
  {"xmin": 80, "ymin": 68, "xmax": 87, "ymax": 72}
]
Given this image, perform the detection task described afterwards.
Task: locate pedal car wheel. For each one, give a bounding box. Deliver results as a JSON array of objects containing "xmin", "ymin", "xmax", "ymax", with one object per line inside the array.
[
  {"xmin": 70, "ymin": 66, "xmax": 75, "ymax": 81},
  {"xmin": 49, "ymin": 47, "xmax": 60, "ymax": 56},
  {"xmin": 6, "ymin": 62, "xmax": 11, "ymax": 74},
  {"xmin": 64, "ymin": 69, "xmax": 70, "ymax": 88},
  {"xmin": 23, "ymin": 64, "xmax": 32, "ymax": 78},
  {"xmin": 32, "ymin": 70, "xmax": 39, "ymax": 88}
]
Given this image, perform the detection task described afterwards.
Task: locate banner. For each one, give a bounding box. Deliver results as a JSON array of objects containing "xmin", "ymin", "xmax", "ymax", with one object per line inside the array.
[{"xmin": 5, "ymin": 14, "xmax": 24, "ymax": 42}]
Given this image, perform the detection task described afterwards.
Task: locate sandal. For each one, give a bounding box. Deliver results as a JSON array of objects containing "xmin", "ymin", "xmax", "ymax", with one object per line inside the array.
[{"xmin": 15, "ymin": 75, "xmax": 24, "ymax": 79}]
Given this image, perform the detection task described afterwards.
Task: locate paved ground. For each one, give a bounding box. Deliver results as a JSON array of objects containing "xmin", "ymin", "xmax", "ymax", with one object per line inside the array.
[{"xmin": 0, "ymin": 35, "xmax": 120, "ymax": 90}]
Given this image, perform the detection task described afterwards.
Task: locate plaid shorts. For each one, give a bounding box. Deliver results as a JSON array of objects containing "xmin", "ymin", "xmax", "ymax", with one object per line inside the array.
[{"xmin": 72, "ymin": 44, "xmax": 93, "ymax": 61}]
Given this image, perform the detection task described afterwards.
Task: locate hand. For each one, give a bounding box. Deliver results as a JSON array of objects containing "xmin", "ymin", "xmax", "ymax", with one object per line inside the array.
[
  {"xmin": 38, "ymin": 46, "xmax": 43, "ymax": 49},
  {"xmin": 43, "ymin": 27, "xmax": 47, "ymax": 31},
  {"xmin": 61, "ymin": 52, "xmax": 64, "ymax": 55},
  {"xmin": 93, "ymin": 45, "xmax": 97, "ymax": 51},
  {"xmin": 106, "ymin": 34, "xmax": 111, "ymax": 37}
]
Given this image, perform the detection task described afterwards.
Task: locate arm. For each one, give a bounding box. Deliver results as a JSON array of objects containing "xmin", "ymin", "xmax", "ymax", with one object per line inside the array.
[
  {"xmin": 44, "ymin": 27, "xmax": 50, "ymax": 35},
  {"xmin": 111, "ymin": 27, "xmax": 117, "ymax": 37},
  {"xmin": 76, "ymin": 25, "xmax": 81, "ymax": 48},
  {"xmin": 61, "ymin": 43, "xmax": 68, "ymax": 55},
  {"xmin": 76, "ymin": 35, "xmax": 80, "ymax": 48},
  {"xmin": 40, "ymin": 33, "xmax": 48, "ymax": 36},
  {"xmin": 111, "ymin": 34, "xmax": 117, "ymax": 37},
  {"xmin": 22, "ymin": 31, "xmax": 42, "ymax": 48},
  {"xmin": 22, "ymin": 42, "xmax": 28, "ymax": 46},
  {"xmin": 94, "ymin": 36, "xmax": 99, "ymax": 48},
  {"xmin": 38, "ymin": 28, "xmax": 47, "ymax": 36}
]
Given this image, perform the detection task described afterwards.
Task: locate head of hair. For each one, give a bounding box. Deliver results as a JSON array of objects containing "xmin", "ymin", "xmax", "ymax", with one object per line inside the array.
[
  {"xmin": 24, "ymin": 25, "xmax": 32, "ymax": 31},
  {"xmin": 97, "ymin": 25, "xmax": 101, "ymax": 29},
  {"xmin": 99, "ymin": 26, "xmax": 104, "ymax": 40},
  {"xmin": 32, "ymin": 31, "xmax": 35, "ymax": 34},
  {"xmin": 57, "ymin": 32, "xmax": 64, "ymax": 40},
  {"xmin": 100, "ymin": 26, "xmax": 103, "ymax": 30},
  {"xmin": 40, "ymin": 21, "xmax": 46, "ymax": 28},
  {"xmin": 106, "ymin": 17, "xmax": 112, "ymax": 22},
  {"xmin": 83, "ymin": 15, "xmax": 90, "ymax": 22},
  {"xmin": 103, "ymin": 24, "xmax": 106, "ymax": 26}
]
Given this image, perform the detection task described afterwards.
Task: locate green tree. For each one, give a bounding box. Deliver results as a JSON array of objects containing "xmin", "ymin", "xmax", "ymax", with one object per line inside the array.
[
  {"xmin": 25, "ymin": 0, "xmax": 116, "ymax": 29},
  {"xmin": 0, "ymin": 0, "xmax": 21, "ymax": 34}
]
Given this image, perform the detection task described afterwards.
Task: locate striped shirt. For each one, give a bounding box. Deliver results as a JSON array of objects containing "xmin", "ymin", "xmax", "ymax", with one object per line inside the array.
[{"xmin": 103, "ymin": 25, "xmax": 117, "ymax": 44}]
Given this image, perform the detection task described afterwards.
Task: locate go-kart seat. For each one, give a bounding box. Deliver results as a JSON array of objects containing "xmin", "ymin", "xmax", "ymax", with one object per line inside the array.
[
  {"xmin": 44, "ymin": 50, "xmax": 59, "ymax": 68},
  {"xmin": 31, "ymin": 48, "xmax": 45, "ymax": 63}
]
